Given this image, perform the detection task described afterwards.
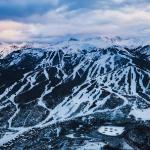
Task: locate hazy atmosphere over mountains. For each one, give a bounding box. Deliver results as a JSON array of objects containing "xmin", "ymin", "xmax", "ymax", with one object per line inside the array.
[{"xmin": 0, "ymin": 0, "xmax": 150, "ymax": 41}]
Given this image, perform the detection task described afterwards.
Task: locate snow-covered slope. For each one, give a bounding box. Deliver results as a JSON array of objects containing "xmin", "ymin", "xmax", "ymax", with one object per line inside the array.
[{"xmin": 0, "ymin": 37, "xmax": 150, "ymax": 149}]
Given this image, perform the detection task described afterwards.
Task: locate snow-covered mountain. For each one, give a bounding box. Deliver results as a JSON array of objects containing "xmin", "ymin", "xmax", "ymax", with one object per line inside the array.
[
  {"xmin": 0, "ymin": 36, "xmax": 148, "ymax": 58},
  {"xmin": 0, "ymin": 37, "xmax": 150, "ymax": 149}
]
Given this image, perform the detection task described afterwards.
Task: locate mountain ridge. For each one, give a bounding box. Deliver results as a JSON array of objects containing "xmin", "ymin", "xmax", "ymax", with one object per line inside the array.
[{"xmin": 0, "ymin": 37, "xmax": 150, "ymax": 149}]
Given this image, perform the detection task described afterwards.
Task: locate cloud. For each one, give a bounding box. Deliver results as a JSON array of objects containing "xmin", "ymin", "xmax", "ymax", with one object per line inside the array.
[
  {"xmin": 0, "ymin": 0, "xmax": 150, "ymax": 41},
  {"xmin": 0, "ymin": 0, "xmax": 60, "ymax": 20},
  {"xmin": 0, "ymin": 21, "xmax": 35, "ymax": 41},
  {"xmin": 112, "ymin": 0, "xmax": 126, "ymax": 3},
  {"xmin": 25, "ymin": 5, "xmax": 150, "ymax": 38}
]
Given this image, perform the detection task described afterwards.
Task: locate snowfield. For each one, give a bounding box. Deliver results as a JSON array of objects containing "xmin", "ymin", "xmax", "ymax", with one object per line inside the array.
[{"xmin": 98, "ymin": 125, "xmax": 125, "ymax": 136}]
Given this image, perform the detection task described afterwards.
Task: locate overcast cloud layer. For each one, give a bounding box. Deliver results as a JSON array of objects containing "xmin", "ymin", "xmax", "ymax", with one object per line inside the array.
[{"xmin": 0, "ymin": 0, "xmax": 150, "ymax": 41}]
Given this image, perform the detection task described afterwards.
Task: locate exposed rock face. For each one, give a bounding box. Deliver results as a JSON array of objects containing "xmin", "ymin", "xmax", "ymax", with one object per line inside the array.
[{"xmin": 0, "ymin": 38, "xmax": 150, "ymax": 149}]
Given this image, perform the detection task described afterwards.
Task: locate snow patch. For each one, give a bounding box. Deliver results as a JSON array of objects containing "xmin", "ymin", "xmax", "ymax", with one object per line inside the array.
[
  {"xmin": 77, "ymin": 141, "xmax": 106, "ymax": 150},
  {"xmin": 129, "ymin": 108, "xmax": 150, "ymax": 121},
  {"xmin": 66, "ymin": 134, "xmax": 75, "ymax": 138},
  {"xmin": 98, "ymin": 125, "xmax": 124, "ymax": 136}
]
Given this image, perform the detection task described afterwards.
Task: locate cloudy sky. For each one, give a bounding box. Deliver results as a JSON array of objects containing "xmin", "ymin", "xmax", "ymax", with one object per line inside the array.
[{"xmin": 0, "ymin": 0, "xmax": 150, "ymax": 41}]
